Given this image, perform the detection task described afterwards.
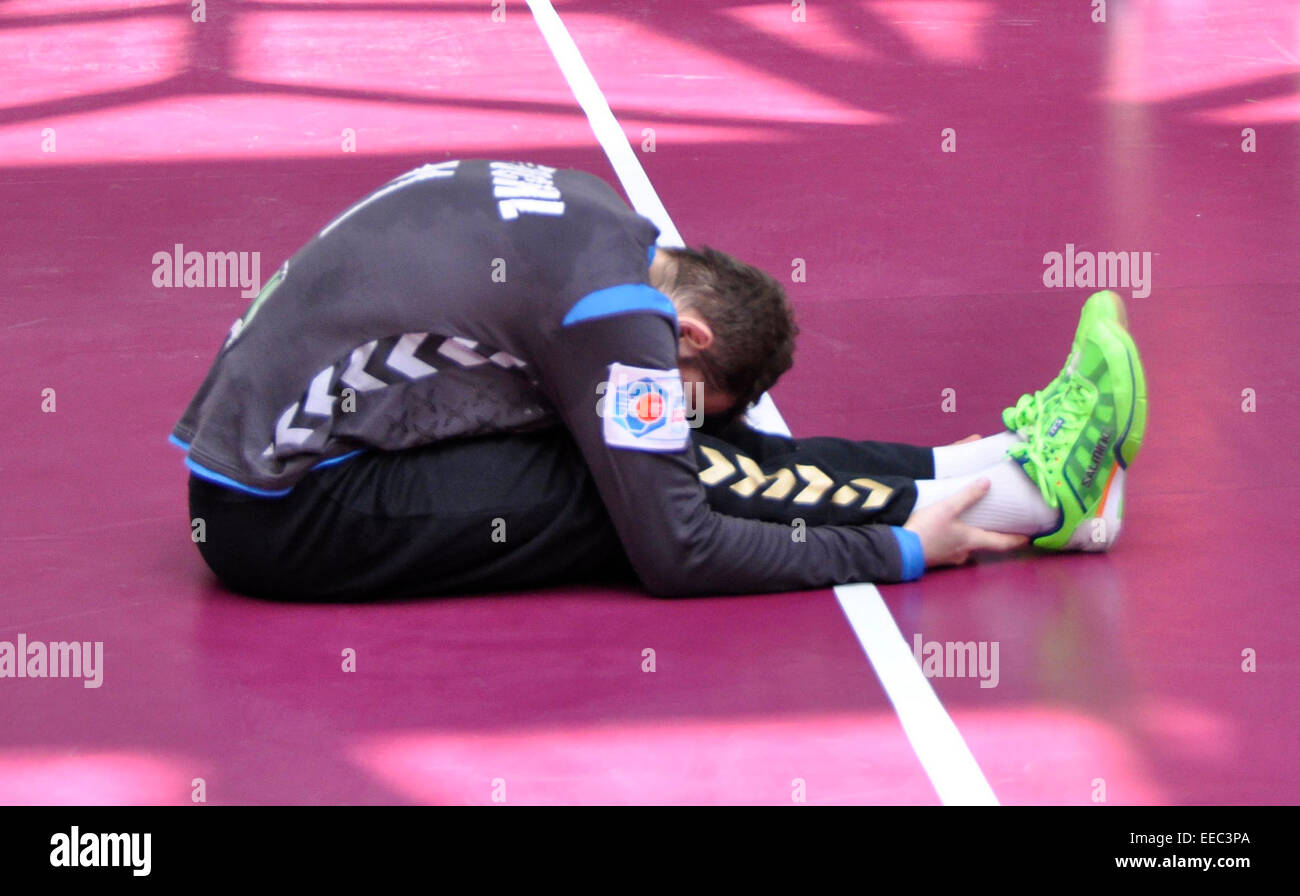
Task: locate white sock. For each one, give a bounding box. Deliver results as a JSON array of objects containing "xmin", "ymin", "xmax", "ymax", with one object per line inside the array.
[
  {"xmin": 931, "ymin": 431, "xmax": 1023, "ymax": 479},
  {"xmin": 913, "ymin": 459, "xmax": 1058, "ymax": 536}
]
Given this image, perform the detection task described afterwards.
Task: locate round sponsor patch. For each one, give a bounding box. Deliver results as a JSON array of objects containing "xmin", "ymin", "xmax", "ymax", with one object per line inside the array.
[
  {"xmin": 622, "ymin": 378, "xmax": 668, "ymax": 435},
  {"xmin": 602, "ymin": 363, "xmax": 690, "ymax": 452}
]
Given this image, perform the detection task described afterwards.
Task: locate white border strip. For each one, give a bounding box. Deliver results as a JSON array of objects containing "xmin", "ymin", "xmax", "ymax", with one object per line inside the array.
[{"xmin": 526, "ymin": 0, "xmax": 996, "ymax": 805}]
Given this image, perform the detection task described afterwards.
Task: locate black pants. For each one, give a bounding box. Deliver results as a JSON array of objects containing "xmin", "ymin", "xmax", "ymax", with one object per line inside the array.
[{"xmin": 189, "ymin": 424, "xmax": 932, "ymax": 601}]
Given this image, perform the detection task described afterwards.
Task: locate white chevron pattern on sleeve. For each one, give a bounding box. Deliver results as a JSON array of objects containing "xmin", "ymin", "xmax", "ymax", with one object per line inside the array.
[
  {"xmin": 386, "ymin": 333, "xmax": 439, "ymax": 379},
  {"xmin": 341, "ymin": 341, "xmax": 388, "ymax": 392}
]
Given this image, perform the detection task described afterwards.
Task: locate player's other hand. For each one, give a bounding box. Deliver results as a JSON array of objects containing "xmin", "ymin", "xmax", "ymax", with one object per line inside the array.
[{"xmin": 903, "ymin": 478, "xmax": 1028, "ymax": 568}]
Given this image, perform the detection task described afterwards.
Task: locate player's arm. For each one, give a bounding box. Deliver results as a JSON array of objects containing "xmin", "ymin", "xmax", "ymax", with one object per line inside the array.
[{"xmin": 530, "ymin": 305, "xmax": 925, "ymax": 597}]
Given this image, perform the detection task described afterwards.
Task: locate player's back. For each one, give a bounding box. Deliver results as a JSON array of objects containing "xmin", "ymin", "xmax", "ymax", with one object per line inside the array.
[{"xmin": 171, "ymin": 160, "xmax": 660, "ymax": 495}]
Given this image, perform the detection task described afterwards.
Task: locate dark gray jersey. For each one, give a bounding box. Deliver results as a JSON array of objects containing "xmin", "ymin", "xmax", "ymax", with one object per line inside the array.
[{"xmin": 172, "ymin": 160, "xmax": 914, "ymax": 595}]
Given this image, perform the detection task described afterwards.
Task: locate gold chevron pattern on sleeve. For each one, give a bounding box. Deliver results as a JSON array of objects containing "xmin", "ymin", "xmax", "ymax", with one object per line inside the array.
[
  {"xmin": 793, "ymin": 464, "xmax": 832, "ymax": 504},
  {"xmin": 851, "ymin": 478, "xmax": 894, "ymax": 509},
  {"xmin": 730, "ymin": 455, "xmax": 768, "ymax": 497},
  {"xmin": 697, "ymin": 446, "xmax": 735, "ymax": 486},
  {"xmin": 761, "ymin": 468, "xmax": 797, "ymax": 500},
  {"xmin": 696, "ymin": 449, "xmax": 894, "ymax": 509}
]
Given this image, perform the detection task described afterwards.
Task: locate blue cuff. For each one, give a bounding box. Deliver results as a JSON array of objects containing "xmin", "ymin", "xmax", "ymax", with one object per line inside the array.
[{"xmin": 890, "ymin": 527, "xmax": 926, "ymax": 582}]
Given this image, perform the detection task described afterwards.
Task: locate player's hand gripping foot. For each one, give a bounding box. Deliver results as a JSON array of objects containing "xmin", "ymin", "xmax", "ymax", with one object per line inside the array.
[
  {"xmin": 1008, "ymin": 312, "xmax": 1147, "ymax": 551},
  {"xmin": 904, "ymin": 478, "xmax": 1029, "ymax": 567},
  {"xmin": 1002, "ymin": 290, "xmax": 1127, "ymax": 436}
]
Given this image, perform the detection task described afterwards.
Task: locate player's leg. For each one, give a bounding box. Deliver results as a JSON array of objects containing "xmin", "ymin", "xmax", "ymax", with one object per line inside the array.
[
  {"xmin": 697, "ymin": 290, "xmax": 1145, "ymax": 545},
  {"xmin": 911, "ymin": 458, "xmax": 1060, "ymax": 535},
  {"xmin": 931, "ymin": 431, "xmax": 1024, "ymax": 478},
  {"xmin": 706, "ymin": 419, "xmax": 935, "ymax": 478},
  {"xmin": 693, "ymin": 425, "xmax": 1055, "ymax": 535},
  {"xmin": 188, "ymin": 430, "xmax": 631, "ymax": 601},
  {"xmin": 691, "ymin": 424, "xmax": 925, "ymax": 527}
]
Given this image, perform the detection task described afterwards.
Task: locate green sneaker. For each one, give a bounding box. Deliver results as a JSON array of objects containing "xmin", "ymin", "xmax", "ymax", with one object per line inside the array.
[
  {"xmin": 1002, "ymin": 291, "xmax": 1127, "ymax": 435},
  {"xmin": 1107, "ymin": 312, "xmax": 1148, "ymax": 468},
  {"xmin": 1009, "ymin": 316, "xmax": 1141, "ymax": 551}
]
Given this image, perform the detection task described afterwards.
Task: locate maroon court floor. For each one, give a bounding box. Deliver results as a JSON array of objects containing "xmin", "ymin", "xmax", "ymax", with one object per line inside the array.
[{"xmin": 0, "ymin": 0, "xmax": 1296, "ymax": 804}]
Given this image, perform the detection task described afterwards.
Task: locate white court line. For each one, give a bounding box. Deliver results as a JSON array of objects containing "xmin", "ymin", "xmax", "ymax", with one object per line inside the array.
[
  {"xmin": 837, "ymin": 585, "xmax": 999, "ymax": 804},
  {"xmin": 526, "ymin": 0, "xmax": 997, "ymax": 806},
  {"xmin": 525, "ymin": 0, "xmax": 684, "ymax": 250}
]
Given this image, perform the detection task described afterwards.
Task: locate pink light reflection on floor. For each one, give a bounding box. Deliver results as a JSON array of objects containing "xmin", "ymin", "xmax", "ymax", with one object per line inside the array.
[
  {"xmin": 865, "ymin": 1, "xmax": 992, "ymax": 66},
  {"xmin": 0, "ymin": 750, "xmax": 195, "ymax": 805},
  {"xmin": 350, "ymin": 712, "xmax": 942, "ymax": 805},
  {"xmin": 350, "ymin": 704, "xmax": 1162, "ymax": 805},
  {"xmin": 718, "ymin": 3, "xmax": 880, "ymax": 64},
  {"xmin": 1102, "ymin": 0, "xmax": 1300, "ymax": 105},
  {"xmin": 0, "ymin": 17, "xmax": 186, "ymax": 108}
]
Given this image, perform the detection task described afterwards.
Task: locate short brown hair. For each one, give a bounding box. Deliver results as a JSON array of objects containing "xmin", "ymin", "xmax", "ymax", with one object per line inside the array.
[{"xmin": 653, "ymin": 246, "xmax": 798, "ymax": 419}]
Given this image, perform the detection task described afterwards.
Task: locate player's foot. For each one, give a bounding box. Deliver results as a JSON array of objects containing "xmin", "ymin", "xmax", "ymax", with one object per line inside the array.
[
  {"xmin": 1107, "ymin": 307, "xmax": 1148, "ymax": 468},
  {"xmin": 1002, "ymin": 290, "xmax": 1127, "ymax": 436},
  {"xmin": 1008, "ymin": 314, "xmax": 1145, "ymax": 551}
]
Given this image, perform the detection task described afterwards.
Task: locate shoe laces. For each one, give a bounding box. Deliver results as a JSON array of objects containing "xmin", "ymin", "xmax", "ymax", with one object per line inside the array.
[
  {"xmin": 1007, "ymin": 390, "xmax": 1045, "ymax": 433},
  {"xmin": 1008, "ymin": 377, "xmax": 1096, "ymax": 506},
  {"xmin": 1007, "ymin": 348, "xmax": 1080, "ymax": 432}
]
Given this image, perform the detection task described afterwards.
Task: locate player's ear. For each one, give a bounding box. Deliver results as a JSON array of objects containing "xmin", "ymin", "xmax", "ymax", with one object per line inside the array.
[{"xmin": 677, "ymin": 314, "xmax": 714, "ymax": 352}]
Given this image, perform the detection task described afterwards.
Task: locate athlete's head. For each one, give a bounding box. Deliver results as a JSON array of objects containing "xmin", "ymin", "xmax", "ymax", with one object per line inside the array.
[{"xmin": 649, "ymin": 245, "xmax": 798, "ymax": 422}]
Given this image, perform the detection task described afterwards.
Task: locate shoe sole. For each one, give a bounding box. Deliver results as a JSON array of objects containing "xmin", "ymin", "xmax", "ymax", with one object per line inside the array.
[{"xmin": 1063, "ymin": 463, "xmax": 1125, "ymax": 551}]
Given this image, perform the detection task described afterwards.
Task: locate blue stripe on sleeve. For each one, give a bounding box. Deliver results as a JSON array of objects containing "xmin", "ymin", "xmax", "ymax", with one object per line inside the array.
[
  {"xmin": 561, "ymin": 283, "xmax": 677, "ymax": 327},
  {"xmin": 890, "ymin": 526, "xmax": 926, "ymax": 582},
  {"xmin": 168, "ymin": 433, "xmax": 191, "ymax": 451}
]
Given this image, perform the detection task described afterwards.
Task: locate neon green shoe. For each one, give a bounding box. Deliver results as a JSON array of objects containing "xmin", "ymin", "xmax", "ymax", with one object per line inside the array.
[
  {"xmin": 1107, "ymin": 313, "xmax": 1148, "ymax": 467},
  {"xmin": 1002, "ymin": 291, "xmax": 1127, "ymax": 435},
  {"xmin": 1009, "ymin": 316, "xmax": 1142, "ymax": 551}
]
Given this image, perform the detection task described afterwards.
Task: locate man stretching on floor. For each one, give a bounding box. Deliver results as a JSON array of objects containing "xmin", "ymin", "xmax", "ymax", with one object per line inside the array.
[{"xmin": 171, "ymin": 160, "xmax": 1147, "ymax": 600}]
